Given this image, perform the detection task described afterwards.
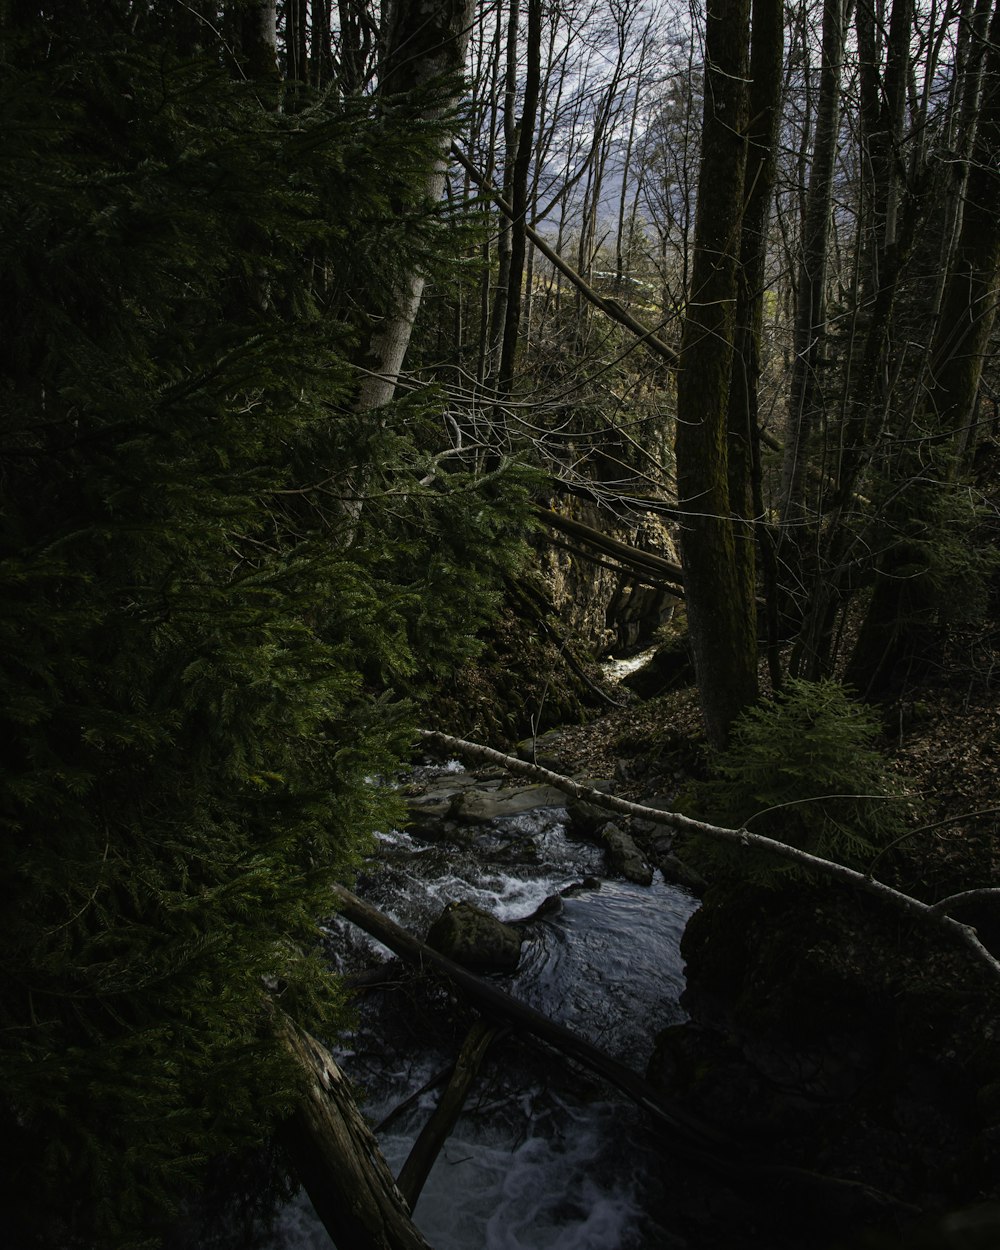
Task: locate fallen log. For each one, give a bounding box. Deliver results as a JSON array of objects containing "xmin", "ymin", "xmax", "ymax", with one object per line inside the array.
[
  {"xmin": 330, "ymin": 885, "xmax": 919, "ymax": 1225},
  {"xmin": 396, "ymin": 1019, "xmax": 498, "ymax": 1210},
  {"xmin": 278, "ymin": 1018, "xmax": 432, "ymax": 1250},
  {"xmin": 532, "ymin": 505, "xmax": 685, "ymax": 591},
  {"xmin": 331, "ymin": 883, "xmax": 739, "ymax": 1164},
  {"xmin": 416, "ymin": 730, "xmax": 1000, "ymax": 984}
]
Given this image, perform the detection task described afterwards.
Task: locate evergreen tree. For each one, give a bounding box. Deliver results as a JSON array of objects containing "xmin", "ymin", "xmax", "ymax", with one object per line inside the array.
[{"xmin": 0, "ymin": 15, "xmax": 528, "ymax": 1246}]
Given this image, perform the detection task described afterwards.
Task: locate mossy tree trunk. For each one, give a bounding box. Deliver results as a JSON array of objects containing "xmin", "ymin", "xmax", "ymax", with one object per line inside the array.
[
  {"xmin": 846, "ymin": 0, "xmax": 1000, "ymax": 697},
  {"xmin": 675, "ymin": 0, "xmax": 755, "ymax": 745},
  {"xmin": 675, "ymin": 0, "xmax": 758, "ymax": 750}
]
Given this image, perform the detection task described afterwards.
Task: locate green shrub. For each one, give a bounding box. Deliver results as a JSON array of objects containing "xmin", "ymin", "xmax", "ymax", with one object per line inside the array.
[{"xmin": 687, "ymin": 679, "xmax": 910, "ymax": 882}]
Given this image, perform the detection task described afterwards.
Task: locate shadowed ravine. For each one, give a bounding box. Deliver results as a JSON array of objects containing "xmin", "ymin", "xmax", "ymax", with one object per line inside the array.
[{"xmin": 265, "ymin": 761, "xmax": 699, "ymax": 1250}]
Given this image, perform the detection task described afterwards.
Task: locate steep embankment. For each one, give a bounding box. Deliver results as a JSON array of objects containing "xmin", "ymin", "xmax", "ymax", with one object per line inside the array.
[{"xmin": 521, "ymin": 660, "xmax": 1000, "ymax": 1247}]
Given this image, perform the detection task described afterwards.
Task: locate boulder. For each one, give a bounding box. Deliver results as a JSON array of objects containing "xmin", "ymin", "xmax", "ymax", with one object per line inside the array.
[
  {"xmin": 620, "ymin": 634, "xmax": 694, "ymax": 699},
  {"xmin": 455, "ymin": 784, "xmax": 567, "ymax": 823},
  {"xmin": 600, "ymin": 822, "xmax": 653, "ymax": 886},
  {"xmin": 403, "ymin": 772, "xmax": 497, "ymax": 834},
  {"xmin": 566, "ymin": 779, "xmax": 615, "ymax": 839},
  {"xmin": 426, "ymin": 902, "xmax": 523, "ymax": 974},
  {"xmin": 630, "ymin": 796, "xmax": 681, "ymax": 839},
  {"xmin": 658, "ymin": 851, "xmax": 708, "ymax": 896},
  {"xmin": 514, "ymin": 729, "xmax": 570, "ymax": 773}
]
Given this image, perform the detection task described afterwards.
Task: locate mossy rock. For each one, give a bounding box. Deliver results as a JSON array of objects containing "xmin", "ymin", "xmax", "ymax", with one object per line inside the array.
[{"xmin": 426, "ymin": 901, "xmax": 523, "ymax": 974}]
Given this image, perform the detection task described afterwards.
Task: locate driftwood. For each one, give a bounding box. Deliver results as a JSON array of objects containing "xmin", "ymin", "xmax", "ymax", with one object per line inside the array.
[
  {"xmin": 396, "ymin": 1019, "xmax": 498, "ymax": 1209},
  {"xmin": 418, "ymin": 729, "xmax": 1000, "ymax": 985},
  {"xmin": 278, "ymin": 1019, "xmax": 432, "ymax": 1250}
]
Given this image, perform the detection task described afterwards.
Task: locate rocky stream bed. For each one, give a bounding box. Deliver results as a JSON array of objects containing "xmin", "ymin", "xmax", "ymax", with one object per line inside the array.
[{"xmin": 262, "ymin": 647, "xmax": 1000, "ymax": 1250}]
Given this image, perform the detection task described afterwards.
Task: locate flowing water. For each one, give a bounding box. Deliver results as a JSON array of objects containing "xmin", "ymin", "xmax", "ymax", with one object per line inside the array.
[{"xmin": 265, "ymin": 763, "xmax": 699, "ymax": 1250}]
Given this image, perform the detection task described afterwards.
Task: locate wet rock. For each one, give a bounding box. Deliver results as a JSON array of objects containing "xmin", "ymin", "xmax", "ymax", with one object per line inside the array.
[
  {"xmin": 620, "ymin": 634, "xmax": 694, "ymax": 699},
  {"xmin": 600, "ymin": 822, "xmax": 653, "ymax": 885},
  {"xmin": 510, "ymin": 893, "xmax": 564, "ymax": 926},
  {"xmin": 515, "ymin": 729, "xmax": 570, "ymax": 773},
  {"xmin": 404, "ymin": 793, "xmax": 460, "ymax": 833},
  {"xmin": 426, "ymin": 901, "xmax": 523, "ymax": 974},
  {"xmin": 562, "ymin": 876, "xmax": 602, "ymax": 895},
  {"xmin": 404, "ymin": 772, "xmax": 499, "ymax": 833},
  {"xmin": 631, "ymin": 796, "xmax": 681, "ymax": 839},
  {"xmin": 658, "ymin": 851, "xmax": 707, "ymax": 896},
  {"xmin": 566, "ymin": 779, "xmax": 615, "ymax": 839},
  {"xmin": 455, "ymin": 784, "xmax": 568, "ymax": 823}
]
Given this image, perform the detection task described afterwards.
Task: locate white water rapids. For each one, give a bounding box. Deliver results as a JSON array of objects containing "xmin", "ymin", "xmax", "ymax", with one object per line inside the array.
[{"xmin": 264, "ymin": 763, "xmax": 699, "ymax": 1250}]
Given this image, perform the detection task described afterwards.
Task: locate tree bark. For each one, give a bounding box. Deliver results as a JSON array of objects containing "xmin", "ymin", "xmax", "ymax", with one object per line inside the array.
[
  {"xmin": 675, "ymin": 0, "xmax": 758, "ymax": 749},
  {"xmin": 236, "ymin": 0, "xmax": 279, "ymax": 85},
  {"xmin": 278, "ymin": 1020, "xmax": 433, "ymax": 1250},
  {"xmin": 496, "ymin": 0, "xmax": 542, "ymax": 398},
  {"xmin": 355, "ymin": 0, "xmax": 477, "ymax": 414}
]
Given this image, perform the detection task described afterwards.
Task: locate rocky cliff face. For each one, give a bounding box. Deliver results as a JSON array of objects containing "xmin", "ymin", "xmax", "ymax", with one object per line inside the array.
[{"xmin": 537, "ymin": 498, "xmax": 680, "ymax": 655}]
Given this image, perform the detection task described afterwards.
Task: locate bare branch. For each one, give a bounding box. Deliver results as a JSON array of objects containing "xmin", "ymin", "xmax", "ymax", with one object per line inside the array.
[{"xmin": 450, "ymin": 142, "xmax": 680, "ymax": 368}]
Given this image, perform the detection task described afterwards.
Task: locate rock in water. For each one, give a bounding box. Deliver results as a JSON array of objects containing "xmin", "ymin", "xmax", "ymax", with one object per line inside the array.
[
  {"xmin": 600, "ymin": 822, "xmax": 654, "ymax": 886},
  {"xmin": 426, "ymin": 902, "xmax": 523, "ymax": 973}
]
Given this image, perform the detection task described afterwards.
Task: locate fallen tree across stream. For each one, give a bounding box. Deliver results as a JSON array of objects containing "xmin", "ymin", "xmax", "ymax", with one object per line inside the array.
[
  {"xmin": 331, "ymin": 883, "xmax": 735, "ymax": 1163},
  {"xmin": 278, "ymin": 1018, "xmax": 432, "ymax": 1250},
  {"xmin": 330, "ymin": 883, "xmax": 921, "ymax": 1229}
]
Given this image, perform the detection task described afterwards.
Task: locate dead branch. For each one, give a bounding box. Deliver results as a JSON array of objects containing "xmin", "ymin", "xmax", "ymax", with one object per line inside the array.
[
  {"xmin": 928, "ymin": 888, "xmax": 1000, "ymax": 917},
  {"xmin": 396, "ymin": 1019, "xmax": 498, "ymax": 1209}
]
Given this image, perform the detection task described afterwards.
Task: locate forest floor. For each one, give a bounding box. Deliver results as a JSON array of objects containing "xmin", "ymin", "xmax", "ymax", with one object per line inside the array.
[
  {"xmin": 544, "ymin": 634, "xmax": 1000, "ymax": 901},
  {"xmin": 537, "ymin": 635, "xmax": 1000, "ymax": 1245}
]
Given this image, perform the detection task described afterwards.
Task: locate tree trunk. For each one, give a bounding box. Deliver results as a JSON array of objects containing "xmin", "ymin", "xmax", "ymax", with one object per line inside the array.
[
  {"xmin": 395, "ymin": 1020, "xmax": 498, "ymax": 1209},
  {"xmin": 779, "ymin": 0, "xmax": 846, "ymax": 527},
  {"xmin": 727, "ymin": 0, "xmax": 784, "ymax": 690},
  {"xmin": 675, "ymin": 0, "xmax": 757, "ymax": 749},
  {"xmin": 279, "ymin": 1020, "xmax": 433, "ymax": 1250},
  {"xmin": 355, "ymin": 0, "xmax": 477, "ymax": 414},
  {"xmin": 235, "ymin": 0, "xmax": 279, "ymax": 85},
  {"xmin": 845, "ymin": 0, "xmax": 1000, "ymax": 697},
  {"xmin": 496, "ymin": 0, "xmax": 542, "ymax": 398},
  {"xmin": 925, "ymin": 0, "xmax": 1000, "ymax": 445}
]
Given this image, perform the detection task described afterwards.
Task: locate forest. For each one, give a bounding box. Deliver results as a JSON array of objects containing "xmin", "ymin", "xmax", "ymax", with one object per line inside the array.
[{"xmin": 1, "ymin": 0, "xmax": 998, "ymax": 1247}]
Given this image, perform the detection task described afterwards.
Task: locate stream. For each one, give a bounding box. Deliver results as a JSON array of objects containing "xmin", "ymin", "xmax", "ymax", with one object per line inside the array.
[{"xmin": 264, "ymin": 760, "xmax": 699, "ymax": 1250}]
